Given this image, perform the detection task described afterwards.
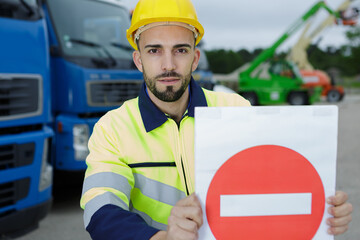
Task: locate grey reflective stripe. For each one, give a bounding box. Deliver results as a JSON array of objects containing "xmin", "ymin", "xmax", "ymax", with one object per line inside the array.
[
  {"xmin": 134, "ymin": 173, "xmax": 186, "ymax": 206},
  {"xmin": 82, "ymin": 172, "xmax": 132, "ymax": 200},
  {"xmin": 84, "ymin": 191, "xmax": 129, "ymax": 228},
  {"xmin": 131, "ymin": 207, "xmax": 167, "ymax": 231}
]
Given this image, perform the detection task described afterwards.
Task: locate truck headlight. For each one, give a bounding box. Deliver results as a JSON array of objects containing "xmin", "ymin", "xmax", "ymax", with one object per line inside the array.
[
  {"xmin": 39, "ymin": 138, "xmax": 53, "ymax": 191},
  {"xmin": 73, "ymin": 124, "xmax": 89, "ymax": 160}
]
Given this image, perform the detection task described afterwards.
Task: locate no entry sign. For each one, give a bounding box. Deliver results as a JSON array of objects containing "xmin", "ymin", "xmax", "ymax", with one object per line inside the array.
[
  {"xmin": 206, "ymin": 145, "xmax": 325, "ymax": 239},
  {"xmin": 195, "ymin": 106, "xmax": 338, "ymax": 240}
]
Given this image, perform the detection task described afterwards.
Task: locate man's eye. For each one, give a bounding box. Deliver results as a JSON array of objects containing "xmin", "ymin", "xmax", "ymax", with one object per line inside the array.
[
  {"xmin": 177, "ymin": 49, "xmax": 188, "ymax": 53},
  {"xmin": 148, "ymin": 49, "xmax": 159, "ymax": 54}
]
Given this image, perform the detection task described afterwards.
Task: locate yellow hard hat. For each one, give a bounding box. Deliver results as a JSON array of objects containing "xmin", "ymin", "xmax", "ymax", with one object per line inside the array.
[{"xmin": 127, "ymin": 0, "xmax": 204, "ymax": 50}]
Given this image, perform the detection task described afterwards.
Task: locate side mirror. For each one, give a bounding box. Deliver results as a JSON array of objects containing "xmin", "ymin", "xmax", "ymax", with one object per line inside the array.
[{"xmin": 50, "ymin": 45, "xmax": 61, "ymax": 57}]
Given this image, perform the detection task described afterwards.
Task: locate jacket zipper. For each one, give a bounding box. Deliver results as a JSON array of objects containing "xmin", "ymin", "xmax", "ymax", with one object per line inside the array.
[
  {"xmin": 180, "ymin": 158, "xmax": 190, "ymax": 196},
  {"xmin": 171, "ymin": 118, "xmax": 190, "ymax": 196}
]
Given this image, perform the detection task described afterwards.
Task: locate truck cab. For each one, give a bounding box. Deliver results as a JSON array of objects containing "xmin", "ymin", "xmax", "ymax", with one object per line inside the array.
[{"xmin": 42, "ymin": 0, "xmax": 143, "ymax": 171}]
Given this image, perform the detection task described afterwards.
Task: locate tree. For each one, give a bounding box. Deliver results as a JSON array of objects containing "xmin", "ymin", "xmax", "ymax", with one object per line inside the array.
[
  {"xmin": 346, "ymin": 26, "xmax": 360, "ymax": 47},
  {"xmin": 343, "ymin": 27, "xmax": 360, "ymax": 76},
  {"xmin": 204, "ymin": 31, "xmax": 360, "ymax": 76},
  {"xmin": 205, "ymin": 48, "xmax": 264, "ymax": 74},
  {"xmin": 205, "ymin": 49, "xmax": 244, "ymax": 74}
]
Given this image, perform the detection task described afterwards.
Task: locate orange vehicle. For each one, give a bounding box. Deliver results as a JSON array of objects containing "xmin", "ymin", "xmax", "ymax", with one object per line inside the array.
[{"xmin": 301, "ymin": 69, "xmax": 345, "ymax": 102}]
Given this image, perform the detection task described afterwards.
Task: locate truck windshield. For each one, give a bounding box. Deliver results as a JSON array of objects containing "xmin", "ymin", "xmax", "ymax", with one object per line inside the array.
[
  {"xmin": 46, "ymin": 0, "xmax": 133, "ymax": 62},
  {"xmin": 0, "ymin": 0, "xmax": 41, "ymax": 20}
]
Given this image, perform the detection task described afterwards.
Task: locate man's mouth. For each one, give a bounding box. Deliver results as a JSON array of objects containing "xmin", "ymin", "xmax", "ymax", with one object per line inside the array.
[{"xmin": 158, "ymin": 78, "xmax": 180, "ymax": 86}]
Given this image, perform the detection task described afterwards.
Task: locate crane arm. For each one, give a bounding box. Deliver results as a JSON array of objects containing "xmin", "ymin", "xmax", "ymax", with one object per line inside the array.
[
  {"xmin": 242, "ymin": 1, "xmax": 337, "ymax": 76},
  {"xmin": 288, "ymin": 0, "xmax": 356, "ymax": 70}
]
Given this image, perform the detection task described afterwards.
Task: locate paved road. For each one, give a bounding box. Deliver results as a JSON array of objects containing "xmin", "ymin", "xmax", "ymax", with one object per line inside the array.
[
  {"xmin": 333, "ymin": 94, "xmax": 360, "ymax": 240},
  {"xmin": 16, "ymin": 94, "xmax": 360, "ymax": 240}
]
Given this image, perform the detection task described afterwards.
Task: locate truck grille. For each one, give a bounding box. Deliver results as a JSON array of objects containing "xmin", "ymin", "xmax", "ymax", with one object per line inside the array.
[
  {"xmin": 0, "ymin": 143, "xmax": 35, "ymax": 170},
  {"xmin": 87, "ymin": 80, "xmax": 143, "ymax": 106},
  {"xmin": 0, "ymin": 74, "xmax": 42, "ymax": 120},
  {"xmin": 0, "ymin": 178, "xmax": 30, "ymax": 209}
]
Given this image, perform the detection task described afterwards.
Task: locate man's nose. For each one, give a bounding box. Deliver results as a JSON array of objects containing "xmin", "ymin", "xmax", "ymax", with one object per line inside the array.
[{"xmin": 161, "ymin": 51, "xmax": 176, "ymax": 71}]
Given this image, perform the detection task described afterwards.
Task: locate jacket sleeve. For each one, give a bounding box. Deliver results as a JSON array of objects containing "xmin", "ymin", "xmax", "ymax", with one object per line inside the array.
[
  {"xmin": 81, "ymin": 111, "xmax": 157, "ymax": 239},
  {"xmin": 86, "ymin": 204, "xmax": 159, "ymax": 240}
]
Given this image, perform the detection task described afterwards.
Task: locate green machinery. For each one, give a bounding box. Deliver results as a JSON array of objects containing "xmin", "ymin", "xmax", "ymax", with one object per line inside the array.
[{"xmin": 238, "ymin": 1, "xmax": 353, "ymax": 105}]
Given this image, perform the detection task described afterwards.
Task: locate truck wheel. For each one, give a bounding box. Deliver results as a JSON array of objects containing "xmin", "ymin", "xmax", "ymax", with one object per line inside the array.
[
  {"xmin": 288, "ymin": 92, "xmax": 308, "ymax": 105},
  {"xmin": 240, "ymin": 92, "xmax": 258, "ymax": 106},
  {"xmin": 327, "ymin": 89, "xmax": 341, "ymax": 102}
]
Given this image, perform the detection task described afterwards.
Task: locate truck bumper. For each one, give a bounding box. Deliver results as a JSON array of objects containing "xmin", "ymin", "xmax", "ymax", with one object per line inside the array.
[
  {"xmin": 53, "ymin": 114, "xmax": 98, "ymax": 171},
  {"xmin": 0, "ymin": 198, "xmax": 52, "ymax": 238}
]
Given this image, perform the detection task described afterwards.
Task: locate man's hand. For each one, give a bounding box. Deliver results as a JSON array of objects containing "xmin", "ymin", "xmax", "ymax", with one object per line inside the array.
[
  {"xmin": 150, "ymin": 193, "xmax": 203, "ymax": 240},
  {"xmin": 326, "ymin": 191, "xmax": 353, "ymax": 235},
  {"xmin": 166, "ymin": 193, "xmax": 203, "ymax": 240}
]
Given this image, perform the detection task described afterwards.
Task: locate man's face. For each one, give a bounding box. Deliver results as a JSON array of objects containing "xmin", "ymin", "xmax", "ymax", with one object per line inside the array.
[{"xmin": 133, "ymin": 25, "xmax": 200, "ymax": 102}]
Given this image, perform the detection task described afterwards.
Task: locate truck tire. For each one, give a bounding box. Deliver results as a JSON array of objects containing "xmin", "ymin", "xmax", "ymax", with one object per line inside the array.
[
  {"xmin": 288, "ymin": 92, "xmax": 308, "ymax": 105},
  {"xmin": 239, "ymin": 91, "xmax": 258, "ymax": 106},
  {"xmin": 327, "ymin": 89, "xmax": 341, "ymax": 102}
]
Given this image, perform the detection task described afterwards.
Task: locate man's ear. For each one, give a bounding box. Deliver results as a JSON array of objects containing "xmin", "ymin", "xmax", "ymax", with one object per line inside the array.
[
  {"xmin": 132, "ymin": 50, "xmax": 143, "ymax": 72},
  {"xmin": 191, "ymin": 48, "xmax": 201, "ymax": 72}
]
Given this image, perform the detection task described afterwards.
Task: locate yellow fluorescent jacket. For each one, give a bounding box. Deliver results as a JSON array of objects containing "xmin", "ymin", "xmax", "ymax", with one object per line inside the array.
[{"xmin": 80, "ymin": 79, "xmax": 250, "ymax": 230}]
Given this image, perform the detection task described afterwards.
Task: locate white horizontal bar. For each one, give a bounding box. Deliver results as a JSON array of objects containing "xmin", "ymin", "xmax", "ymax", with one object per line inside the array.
[{"xmin": 220, "ymin": 193, "xmax": 312, "ymax": 217}]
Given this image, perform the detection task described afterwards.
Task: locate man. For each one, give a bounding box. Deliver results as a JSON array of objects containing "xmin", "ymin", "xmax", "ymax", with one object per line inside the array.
[{"xmin": 80, "ymin": 0, "xmax": 353, "ymax": 239}]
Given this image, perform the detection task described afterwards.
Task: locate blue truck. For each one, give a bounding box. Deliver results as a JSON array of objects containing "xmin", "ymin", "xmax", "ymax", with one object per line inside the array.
[
  {"xmin": 0, "ymin": 0, "xmax": 54, "ymax": 237},
  {"xmin": 1, "ymin": 0, "xmax": 143, "ymax": 236},
  {"xmin": 44, "ymin": 0, "xmax": 143, "ymax": 172}
]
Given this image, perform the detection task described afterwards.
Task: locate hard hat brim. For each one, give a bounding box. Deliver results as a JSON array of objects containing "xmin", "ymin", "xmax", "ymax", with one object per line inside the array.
[{"xmin": 127, "ymin": 17, "xmax": 204, "ymax": 50}]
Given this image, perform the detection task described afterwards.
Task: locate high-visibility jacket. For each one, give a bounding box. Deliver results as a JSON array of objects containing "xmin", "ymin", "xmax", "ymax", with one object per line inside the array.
[{"xmin": 80, "ymin": 78, "xmax": 250, "ymax": 239}]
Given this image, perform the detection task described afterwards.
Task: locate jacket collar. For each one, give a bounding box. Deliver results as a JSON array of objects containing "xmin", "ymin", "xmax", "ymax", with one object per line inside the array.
[{"xmin": 139, "ymin": 77, "xmax": 208, "ymax": 132}]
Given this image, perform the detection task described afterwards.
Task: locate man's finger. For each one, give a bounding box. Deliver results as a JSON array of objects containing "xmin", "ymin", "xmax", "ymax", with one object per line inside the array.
[
  {"xmin": 169, "ymin": 215, "xmax": 198, "ymax": 233},
  {"xmin": 171, "ymin": 205, "xmax": 203, "ymax": 227},
  {"xmin": 176, "ymin": 193, "xmax": 202, "ymax": 207},
  {"xmin": 327, "ymin": 214, "xmax": 352, "ymax": 227},
  {"xmin": 167, "ymin": 216, "xmax": 199, "ymax": 240},
  {"xmin": 327, "ymin": 225, "xmax": 349, "ymax": 236},
  {"xmin": 327, "ymin": 191, "xmax": 348, "ymax": 206},
  {"xmin": 328, "ymin": 202, "xmax": 353, "ymax": 217}
]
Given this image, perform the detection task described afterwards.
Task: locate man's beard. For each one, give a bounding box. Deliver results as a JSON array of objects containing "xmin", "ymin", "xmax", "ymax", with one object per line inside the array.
[{"xmin": 143, "ymin": 70, "xmax": 192, "ymax": 102}]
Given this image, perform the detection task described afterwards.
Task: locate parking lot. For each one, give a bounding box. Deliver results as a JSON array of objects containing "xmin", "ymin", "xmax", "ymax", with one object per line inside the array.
[{"xmin": 17, "ymin": 94, "xmax": 360, "ymax": 240}]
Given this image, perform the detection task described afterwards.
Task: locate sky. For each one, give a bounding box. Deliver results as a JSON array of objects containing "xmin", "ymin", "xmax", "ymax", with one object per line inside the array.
[{"xmin": 121, "ymin": 0, "xmax": 359, "ymax": 51}]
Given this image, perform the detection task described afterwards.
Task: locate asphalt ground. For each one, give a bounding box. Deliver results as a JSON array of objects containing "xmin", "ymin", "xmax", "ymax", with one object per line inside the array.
[{"xmin": 15, "ymin": 94, "xmax": 360, "ymax": 240}]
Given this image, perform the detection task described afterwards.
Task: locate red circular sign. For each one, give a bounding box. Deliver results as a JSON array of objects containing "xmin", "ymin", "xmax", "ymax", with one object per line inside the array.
[{"xmin": 206, "ymin": 145, "xmax": 325, "ymax": 240}]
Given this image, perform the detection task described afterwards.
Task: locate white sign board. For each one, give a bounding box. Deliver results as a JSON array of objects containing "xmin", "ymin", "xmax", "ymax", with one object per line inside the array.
[{"xmin": 195, "ymin": 106, "xmax": 338, "ymax": 240}]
